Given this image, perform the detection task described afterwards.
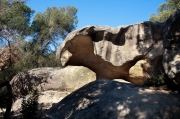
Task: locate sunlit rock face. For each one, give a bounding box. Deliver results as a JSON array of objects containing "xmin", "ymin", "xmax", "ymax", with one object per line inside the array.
[
  {"xmin": 56, "ymin": 23, "xmax": 165, "ymax": 84},
  {"xmin": 46, "ymin": 79, "xmax": 180, "ymax": 119},
  {"xmin": 163, "ymin": 10, "xmax": 180, "ymax": 84},
  {"xmin": 10, "ymin": 66, "xmax": 96, "ymax": 100}
]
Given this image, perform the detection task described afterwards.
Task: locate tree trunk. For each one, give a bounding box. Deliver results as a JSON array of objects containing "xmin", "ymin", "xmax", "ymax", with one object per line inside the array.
[{"xmin": 0, "ymin": 81, "xmax": 12, "ymax": 119}]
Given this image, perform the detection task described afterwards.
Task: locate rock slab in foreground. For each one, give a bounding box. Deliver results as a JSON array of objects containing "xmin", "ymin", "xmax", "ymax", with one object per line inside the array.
[{"xmin": 47, "ymin": 79, "xmax": 180, "ymax": 119}]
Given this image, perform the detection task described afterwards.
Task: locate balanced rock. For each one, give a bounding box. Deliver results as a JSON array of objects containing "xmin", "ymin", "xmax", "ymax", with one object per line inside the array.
[
  {"xmin": 46, "ymin": 79, "xmax": 180, "ymax": 119},
  {"xmin": 56, "ymin": 22, "xmax": 165, "ymax": 84}
]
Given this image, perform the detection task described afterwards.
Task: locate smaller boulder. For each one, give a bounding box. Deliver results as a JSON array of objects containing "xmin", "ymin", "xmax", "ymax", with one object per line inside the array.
[{"xmin": 10, "ymin": 66, "xmax": 96, "ymax": 100}]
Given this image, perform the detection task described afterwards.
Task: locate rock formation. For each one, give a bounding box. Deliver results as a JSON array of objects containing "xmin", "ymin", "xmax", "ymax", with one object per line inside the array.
[
  {"xmin": 60, "ymin": 35, "xmax": 150, "ymax": 84},
  {"xmin": 46, "ymin": 79, "xmax": 180, "ymax": 119},
  {"xmin": 10, "ymin": 66, "xmax": 95, "ymax": 100},
  {"xmin": 5, "ymin": 10, "xmax": 180, "ymax": 118},
  {"xmin": 56, "ymin": 22, "xmax": 165, "ymax": 84},
  {"xmin": 163, "ymin": 10, "xmax": 180, "ymax": 84}
]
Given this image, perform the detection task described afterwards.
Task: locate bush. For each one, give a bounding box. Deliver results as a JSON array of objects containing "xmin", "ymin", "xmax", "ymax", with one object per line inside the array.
[
  {"xmin": 146, "ymin": 69, "xmax": 165, "ymax": 86},
  {"xmin": 20, "ymin": 89, "xmax": 42, "ymax": 119}
]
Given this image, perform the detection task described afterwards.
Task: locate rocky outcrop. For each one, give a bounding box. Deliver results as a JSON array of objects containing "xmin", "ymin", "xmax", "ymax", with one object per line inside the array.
[
  {"xmin": 163, "ymin": 10, "xmax": 180, "ymax": 84},
  {"xmin": 56, "ymin": 22, "xmax": 165, "ymax": 84},
  {"xmin": 46, "ymin": 79, "xmax": 180, "ymax": 119},
  {"xmin": 10, "ymin": 66, "xmax": 96, "ymax": 100}
]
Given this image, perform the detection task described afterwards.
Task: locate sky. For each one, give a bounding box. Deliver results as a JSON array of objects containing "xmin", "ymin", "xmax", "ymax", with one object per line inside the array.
[{"xmin": 27, "ymin": 0, "xmax": 165, "ymax": 30}]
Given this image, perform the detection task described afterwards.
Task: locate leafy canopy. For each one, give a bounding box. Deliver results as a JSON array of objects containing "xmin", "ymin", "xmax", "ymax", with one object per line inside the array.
[
  {"xmin": 149, "ymin": 0, "xmax": 180, "ymax": 22},
  {"xmin": 0, "ymin": 0, "xmax": 34, "ymax": 72},
  {"xmin": 0, "ymin": 1, "xmax": 78, "ymax": 80},
  {"xmin": 31, "ymin": 6, "xmax": 78, "ymax": 51},
  {"xmin": 19, "ymin": 6, "xmax": 78, "ymax": 69}
]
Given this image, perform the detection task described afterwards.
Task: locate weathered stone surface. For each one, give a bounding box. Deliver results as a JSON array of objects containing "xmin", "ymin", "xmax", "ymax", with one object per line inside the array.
[
  {"xmin": 163, "ymin": 10, "xmax": 180, "ymax": 84},
  {"xmin": 129, "ymin": 59, "xmax": 148, "ymax": 77},
  {"xmin": 10, "ymin": 79, "xmax": 133, "ymax": 116},
  {"xmin": 56, "ymin": 22, "xmax": 165, "ymax": 84},
  {"xmin": 10, "ymin": 66, "xmax": 96, "ymax": 100},
  {"xmin": 12, "ymin": 90, "xmax": 70, "ymax": 114},
  {"xmin": 61, "ymin": 35, "xmax": 148, "ymax": 84},
  {"xmin": 46, "ymin": 79, "xmax": 180, "ymax": 119},
  {"xmin": 57, "ymin": 23, "xmax": 164, "ymax": 66}
]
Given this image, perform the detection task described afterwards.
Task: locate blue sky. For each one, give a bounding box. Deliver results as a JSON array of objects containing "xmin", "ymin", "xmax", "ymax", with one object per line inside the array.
[{"xmin": 27, "ymin": 0, "xmax": 165, "ymax": 30}]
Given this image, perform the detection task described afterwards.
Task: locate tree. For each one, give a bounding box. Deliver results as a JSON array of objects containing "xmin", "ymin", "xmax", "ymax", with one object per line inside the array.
[
  {"xmin": 31, "ymin": 6, "xmax": 78, "ymax": 50},
  {"xmin": 0, "ymin": 81, "xmax": 12, "ymax": 119},
  {"xmin": 0, "ymin": 0, "xmax": 34, "ymax": 70},
  {"xmin": 0, "ymin": 2, "xmax": 78, "ymax": 73},
  {"xmin": 149, "ymin": 0, "xmax": 180, "ymax": 22},
  {"xmin": 18, "ymin": 6, "xmax": 78, "ymax": 69},
  {"xmin": 0, "ymin": 2, "xmax": 78, "ymax": 118},
  {"xmin": 0, "ymin": 0, "xmax": 34, "ymax": 90},
  {"xmin": 0, "ymin": 1, "xmax": 34, "ymax": 118}
]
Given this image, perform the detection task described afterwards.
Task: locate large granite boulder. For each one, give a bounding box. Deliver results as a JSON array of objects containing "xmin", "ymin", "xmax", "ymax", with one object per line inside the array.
[
  {"xmin": 46, "ymin": 79, "xmax": 180, "ymax": 119},
  {"xmin": 56, "ymin": 22, "xmax": 165, "ymax": 84},
  {"xmin": 10, "ymin": 66, "xmax": 96, "ymax": 100},
  {"xmin": 163, "ymin": 10, "xmax": 180, "ymax": 84}
]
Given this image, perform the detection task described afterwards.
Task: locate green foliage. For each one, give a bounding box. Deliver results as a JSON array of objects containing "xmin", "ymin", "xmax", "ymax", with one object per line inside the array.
[
  {"xmin": 13, "ymin": 6, "xmax": 78, "ymax": 71},
  {"xmin": 149, "ymin": 0, "xmax": 180, "ymax": 22},
  {"xmin": 20, "ymin": 89, "xmax": 41, "ymax": 119},
  {"xmin": 149, "ymin": 10, "xmax": 173, "ymax": 22},
  {"xmin": 146, "ymin": 70, "xmax": 165, "ymax": 86},
  {"xmin": 0, "ymin": 0, "xmax": 35, "ymax": 80},
  {"xmin": 31, "ymin": 6, "xmax": 78, "ymax": 49},
  {"xmin": 0, "ymin": 67, "xmax": 17, "ymax": 82},
  {"xmin": 15, "ymin": 51, "xmax": 61, "ymax": 71},
  {"xmin": 0, "ymin": 0, "xmax": 34, "ymax": 37},
  {"xmin": 11, "ymin": 6, "xmax": 78, "ymax": 71},
  {"xmin": 0, "ymin": 2, "xmax": 77, "ymax": 80}
]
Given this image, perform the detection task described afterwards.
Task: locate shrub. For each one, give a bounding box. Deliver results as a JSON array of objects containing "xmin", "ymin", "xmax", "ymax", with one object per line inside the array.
[
  {"xmin": 146, "ymin": 69, "xmax": 165, "ymax": 86},
  {"xmin": 20, "ymin": 89, "xmax": 42, "ymax": 119}
]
